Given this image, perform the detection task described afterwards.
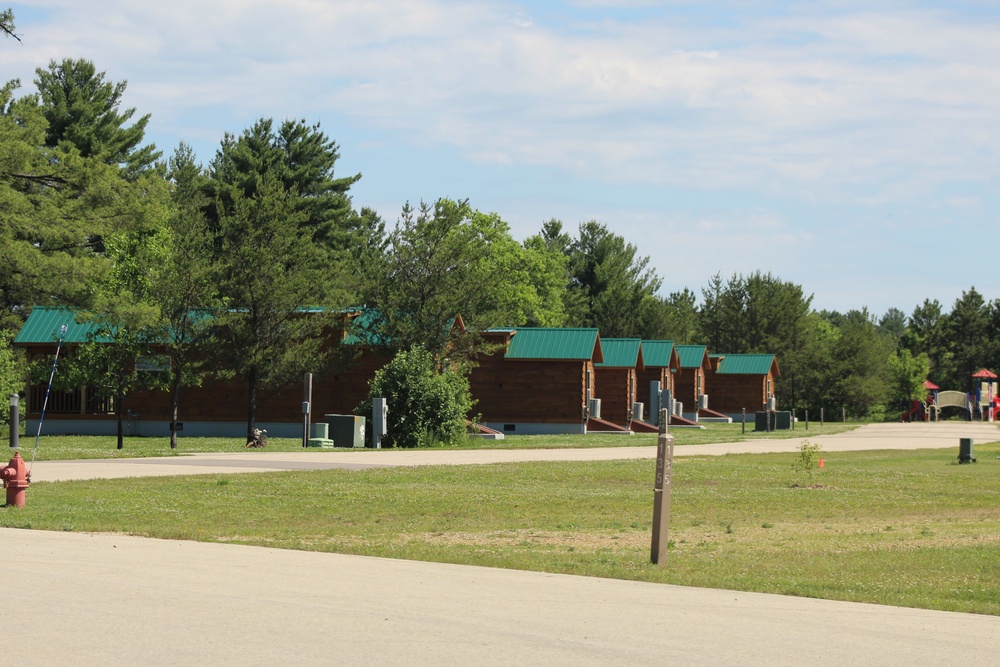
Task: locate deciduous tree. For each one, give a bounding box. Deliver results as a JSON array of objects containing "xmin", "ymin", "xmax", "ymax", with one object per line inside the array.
[
  {"xmin": 148, "ymin": 144, "xmax": 221, "ymax": 449},
  {"xmin": 361, "ymin": 199, "xmax": 558, "ymax": 358}
]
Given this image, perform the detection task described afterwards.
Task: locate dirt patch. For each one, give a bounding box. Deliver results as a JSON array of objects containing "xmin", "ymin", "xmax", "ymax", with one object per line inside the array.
[{"xmin": 415, "ymin": 529, "xmax": 645, "ymax": 550}]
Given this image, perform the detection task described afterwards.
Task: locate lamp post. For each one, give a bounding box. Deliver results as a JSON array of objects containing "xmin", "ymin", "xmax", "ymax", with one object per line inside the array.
[{"xmin": 9, "ymin": 394, "xmax": 19, "ymax": 449}]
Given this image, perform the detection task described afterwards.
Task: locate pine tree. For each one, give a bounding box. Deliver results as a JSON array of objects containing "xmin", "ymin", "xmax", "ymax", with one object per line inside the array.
[{"xmin": 34, "ymin": 58, "xmax": 160, "ymax": 179}]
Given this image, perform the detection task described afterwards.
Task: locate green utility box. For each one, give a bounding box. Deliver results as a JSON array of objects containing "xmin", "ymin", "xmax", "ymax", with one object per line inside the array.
[
  {"xmin": 324, "ymin": 414, "xmax": 366, "ymax": 448},
  {"xmin": 306, "ymin": 422, "xmax": 336, "ymax": 448},
  {"xmin": 755, "ymin": 411, "xmax": 791, "ymax": 431}
]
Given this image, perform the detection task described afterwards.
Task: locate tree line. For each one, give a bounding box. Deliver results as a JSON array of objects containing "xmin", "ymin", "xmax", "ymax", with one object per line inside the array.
[{"xmin": 2, "ymin": 33, "xmax": 997, "ymax": 439}]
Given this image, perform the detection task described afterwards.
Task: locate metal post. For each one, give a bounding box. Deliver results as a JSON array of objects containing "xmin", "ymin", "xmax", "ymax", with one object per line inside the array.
[
  {"xmin": 792, "ymin": 407, "xmax": 795, "ymax": 431},
  {"xmin": 651, "ymin": 408, "xmax": 674, "ymax": 565},
  {"xmin": 805, "ymin": 409, "xmax": 809, "ymax": 431},
  {"xmin": 842, "ymin": 405, "xmax": 846, "ymax": 423},
  {"xmin": 821, "ymin": 407, "xmax": 824, "ymax": 426},
  {"xmin": 9, "ymin": 394, "xmax": 18, "ymax": 449},
  {"xmin": 302, "ymin": 373, "xmax": 312, "ymax": 448}
]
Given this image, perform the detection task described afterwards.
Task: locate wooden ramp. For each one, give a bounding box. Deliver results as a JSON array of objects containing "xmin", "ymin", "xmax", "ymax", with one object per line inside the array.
[
  {"xmin": 466, "ymin": 421, "xmax": 505, "ymax": 440},
  {"xmin": 669, "ymin": 414, "xmax": 704, "ymax": 428},
  {"xmin": 586, "ymin": 417, "xmax": 632, "ymax": 433},
  {"xmin": 629, "ymin": 419, "xmax": 659, "ymax": 433}
]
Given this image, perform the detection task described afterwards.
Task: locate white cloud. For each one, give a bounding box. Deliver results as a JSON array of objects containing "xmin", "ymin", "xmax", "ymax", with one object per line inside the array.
[{"xmin": 4, "ymin": 0, "xmax": 998, "ymax": 311}]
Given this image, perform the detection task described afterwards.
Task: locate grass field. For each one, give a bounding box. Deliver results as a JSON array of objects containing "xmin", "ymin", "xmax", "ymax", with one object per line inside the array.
[
  {"xmin": 2, "ymin": 439, "xmax": 997, "ymax": 615},
  {"xmin": 3, "ymin": 420, "xmax": 858, "ymax": 460}
]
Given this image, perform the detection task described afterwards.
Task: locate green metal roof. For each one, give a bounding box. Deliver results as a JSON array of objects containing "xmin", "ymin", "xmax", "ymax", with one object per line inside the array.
[
  {"xmin": 342, "ymin": 308, "xmax": 389, "ymax": 346},
  {"xmin": 675, "ymin": 344, "xmax": 708, "ymax": 369},
  {"xmin": 505, "ymin": 328, "xmax": 602, "ymax": 362},
  {"xmin": 595, "ymin": 338, "xmax": 642, "ymax": 368},
  {"xmin": 641, "ymin": 340, "xmax": 676, "ymax": 368},
  {"xmin": 13, "ymin": 306, "xmax": 105, "ymax": 345},
  {"xmin": 714, "ymin": 353, "xmax": 778, "ymax": 376},
  {"xmin": 344, "ymin": 309, "xmax": 465, "ymax": 346},
  {"xmin": 15, "ymin": 305, "xmax": 350, "ymax": 346}
]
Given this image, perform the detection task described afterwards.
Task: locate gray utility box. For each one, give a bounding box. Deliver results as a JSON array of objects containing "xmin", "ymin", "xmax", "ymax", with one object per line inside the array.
[
  {"xmin": 324, "ymin": 414, "xmax": 366, "ymax": 448},
  {"xmin": 755, "ymin": 411, "xmax": 792, "ymax": 431}
]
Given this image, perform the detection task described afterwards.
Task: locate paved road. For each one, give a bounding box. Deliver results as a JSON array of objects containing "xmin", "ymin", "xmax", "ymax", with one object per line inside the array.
[
  {"xmin": 5, "ymin": 422, "xmax": 999, "ymax": 665},
  {"xmin": 5, "ymin": 528, "xmax": 999, "ymax": 666},
  {"xmin": 27, "ymin": 421, "xmax": 1000, "ymax": 482}
]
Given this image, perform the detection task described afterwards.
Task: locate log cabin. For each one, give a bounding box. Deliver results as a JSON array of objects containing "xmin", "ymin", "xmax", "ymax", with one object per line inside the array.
[
  {"xmin": 12, "ymin": 306, "xmax": 404, "ymax": 438},
  {"xmin": 705, "ymin": 353, "xmax": 780, "ymax": 418},
  {"xmin": 468, "ymin": 327, "xmax": 603, "ymax": 435},
  {"xmin": 637, "ymin": 339, "xmax": 679, "ymax": 424},
  {"xmin": 673, "ymin": 344, "xmax": 711, "ymax": 421},
  {"xmin": 593, "ymin": 338, "xmax": 643, "ymax": 427}
]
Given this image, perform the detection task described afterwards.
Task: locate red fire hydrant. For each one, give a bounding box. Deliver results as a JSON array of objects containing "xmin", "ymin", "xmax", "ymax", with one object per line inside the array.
[{"xmin": 1, "ymin": 452, "xmax": 30, "ymax": 508}]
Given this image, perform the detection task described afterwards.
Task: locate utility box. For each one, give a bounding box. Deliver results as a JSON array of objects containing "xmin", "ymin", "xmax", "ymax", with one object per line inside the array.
[
  {"xmin": 324, "ymin": 414, "xmax": 366, "ymax": 448},
  {"xmin": 372, "ymin": 397, "xmax": 388, "ymax": 449},
  {"xmin": 755, "ymin": 411, "xmax": 791, "ymax": 431},
  {"xmin": 959, "ymin": 437, "xmax": 976, "ymax": 463},
  {"xmin": 307, "ymin": 421, "xmax": 336, "ymax": 448},
  {"xmin": 649, "ymin": 382, "xmax": 662, "ymax": 425}
]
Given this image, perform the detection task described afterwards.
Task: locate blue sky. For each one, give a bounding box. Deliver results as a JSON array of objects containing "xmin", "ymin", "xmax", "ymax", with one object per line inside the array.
[{"xmin": 3, "ymin": 1, "xmax": 998, "ymax": 316}]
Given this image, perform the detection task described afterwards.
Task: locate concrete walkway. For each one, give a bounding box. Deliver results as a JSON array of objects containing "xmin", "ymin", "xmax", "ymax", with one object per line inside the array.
[
  {"xmin": 6, "ymin": 422, "xmax": 1000, "ymax": 665},
  {"xmin": 27, "ymin": 421, "xmax": 1000, "ymax": 482}
]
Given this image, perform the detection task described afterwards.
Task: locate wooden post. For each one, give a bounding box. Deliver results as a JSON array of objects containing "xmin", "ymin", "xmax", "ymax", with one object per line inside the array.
[
  {"xmin": 651, "ymin": 408, "xmax": 674, "ymax": 565},
  {"xmin": 741, "ymin": 408, "xmax": 746, "ymax": 434},
  {"xmin": 805, "ymin": 409, "xmax": 809, "ymax": 431}
]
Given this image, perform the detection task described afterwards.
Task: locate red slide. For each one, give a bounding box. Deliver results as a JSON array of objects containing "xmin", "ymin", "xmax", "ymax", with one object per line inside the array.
[{"xmin": 901, "ymin": 399, "xmax": 924, "ymax": 422}]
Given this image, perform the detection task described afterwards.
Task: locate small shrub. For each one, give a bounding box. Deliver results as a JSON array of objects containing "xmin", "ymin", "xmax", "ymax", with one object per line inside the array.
[
  {"xmin": 357, "ymin": 347, "xmax": 473, "ymax": 448},
  {"xmin": 793, "ymin": 440, "xmax": 822, "ymax": 479}
]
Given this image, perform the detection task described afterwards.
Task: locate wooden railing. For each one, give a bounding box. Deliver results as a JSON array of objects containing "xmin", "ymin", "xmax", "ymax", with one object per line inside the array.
[{"xmin": 27, "ymin": 385, "xmax": 114, "ymax": 415}]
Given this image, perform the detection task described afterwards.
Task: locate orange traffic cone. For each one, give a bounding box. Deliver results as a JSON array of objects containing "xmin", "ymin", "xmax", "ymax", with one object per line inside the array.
[{"xmin": 819, "ymin": 458, "xmax": 825, "ymax": 468}]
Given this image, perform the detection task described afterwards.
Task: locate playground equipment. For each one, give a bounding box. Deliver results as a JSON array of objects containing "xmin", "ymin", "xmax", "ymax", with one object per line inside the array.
[
  {"xmin": 901, "ymin": 381, "xmax": 937, "ymax": 422},
  {"xmin": 972, "ymin": 369, "xmax": 997, "ymax": 422},
  {"xmin": 918, "ymin": 369, "xmax": 999, "ymax": 422}
]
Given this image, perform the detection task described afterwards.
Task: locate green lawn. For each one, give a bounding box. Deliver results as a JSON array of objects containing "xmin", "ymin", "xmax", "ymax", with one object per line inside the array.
[
  {"xmin": 3, "ymin": 441, "xmax": 997, "ymax": 615},
  {"xmin": 3, "ymin": 421, "xmax": 858, "ymax": 460}
]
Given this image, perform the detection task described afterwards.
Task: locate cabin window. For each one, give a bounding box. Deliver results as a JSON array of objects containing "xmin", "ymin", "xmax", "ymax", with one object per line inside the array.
[{"xmin": 137, "ymin": 355, "xmax": 170, "ymax": 373}]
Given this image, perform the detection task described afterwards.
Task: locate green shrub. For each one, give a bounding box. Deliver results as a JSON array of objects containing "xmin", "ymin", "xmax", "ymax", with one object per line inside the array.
[
  {"xmin": 793, "ymin": 440, "xmax": 822, "ymax": 479},
  {"xmin": 357, "ymin": 347, "xmax": 473, "ymax": 448}
]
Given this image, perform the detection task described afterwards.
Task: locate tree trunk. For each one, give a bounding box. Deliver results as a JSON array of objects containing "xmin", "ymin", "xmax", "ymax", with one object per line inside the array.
[
  {"xmin": 247, "ymin": 367, "xmax": 257, "ymax": 442},
  {"xmin": 170, "ymin": 368, "xmax": 181, "ymax": 450},
  {"xmin": 116, "ymin": 390, "xmax": 124, "ymax": 450}
]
